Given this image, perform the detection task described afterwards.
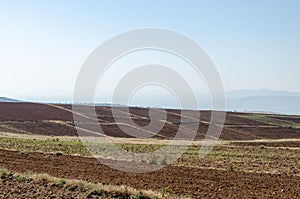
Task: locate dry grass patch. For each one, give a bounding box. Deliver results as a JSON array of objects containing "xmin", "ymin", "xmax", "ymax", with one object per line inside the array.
[{"xmin": 0, "ymin": 168, "xmax": 186, "ymax": 199}]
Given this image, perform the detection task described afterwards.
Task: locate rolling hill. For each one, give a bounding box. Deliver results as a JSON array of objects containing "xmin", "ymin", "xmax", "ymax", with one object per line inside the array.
[{"xmin": 0, "ymin": 97, "xmax": 22, "ymax": 103}]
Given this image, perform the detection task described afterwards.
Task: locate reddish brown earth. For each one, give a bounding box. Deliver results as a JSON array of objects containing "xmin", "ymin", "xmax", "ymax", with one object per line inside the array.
[
  {"xmin": 232, "ymin": 127, "xmax": 300, "ymax": 139},
  {"xmin": 0, "ymin": 149, "xmax": 299, "ymax": 199},
  {"xmin": 0, "ymin": 103, "xmax": 73, "ymax": 121},
  {"xmin": 0, "ymin": 173, "xmax": 90, "ymax": 198},
  {"xmin": 1, "ymin": 102, "xmax": 300, "ymax": 140},
  {"xmin": 0, "ymin": 173, "xmax": 142, "ymax": 199}
]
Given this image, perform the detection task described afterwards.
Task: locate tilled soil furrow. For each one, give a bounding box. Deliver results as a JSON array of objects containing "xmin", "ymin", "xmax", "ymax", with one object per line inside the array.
[{"xmin": 0, "ymin": 149, "xmax": 299, "ymax": 198}]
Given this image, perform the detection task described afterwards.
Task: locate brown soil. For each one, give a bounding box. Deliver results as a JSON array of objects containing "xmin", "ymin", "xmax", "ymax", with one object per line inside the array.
[
  {"xmin": 232, "ymin": 127, "xmax": 300, "ymax": 139},
  {"xmin": 0, "ymin": 173, "xmax": 87, "ymax": 198},
  {"xmin": 0, "ymin": 103, "xmax": 73, "ymax": 121},
  {"xmin": 1, "ymin": 103, "xmax": 300, "ymax": 140},
  {"xmin": 0, "ymin": 172, "xmax": 148, "ymax": 199},
  {"xmin": 0, "ymin": 149, "xmax": 299, "ymax": 199}
]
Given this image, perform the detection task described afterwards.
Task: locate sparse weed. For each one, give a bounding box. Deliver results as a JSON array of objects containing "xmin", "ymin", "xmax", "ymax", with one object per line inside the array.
[
  {"xmin": 55, "ymin": 178, "xmax": 66, "ymax": 188},
  {"xmin": 161, "ymin": 187, "xmax": 173, "ymax": 197},
  {"xmin": 0, "ymin": 168, "xmax": 8, "ymax": 178},
  {"xmin": 19, "ymin": 150, "xmax": 29, "ymax": 155},
  {"xmin": 259, "ymin": 145, "xmax": 265, "ymax": 149},
  {"xmin": 0, "ymin": 168, "xmax": 166, "ymax": 198},
  {"xmin": 13, "ymin": 175, "xmax": 27, "ymax": 182},
  {"xmin": 160, "ymin": 158, "xmax": 168, "ymax": 165},
  {"xmin": 296, "ymin": 161, "xmax": 300, "ymax": 169},
  {"xmin": 131, "ymin": 191, "xmax": 147, "ymax": 199},
  {"xmin": 55, "ymin": 151, "xmax": 63, "ymax": 156},
  {"xmin": 149, "ymin": 157, "xmax": 157, "ymax": 165},
  {"xmin": 229, "ymin": 165, "xmax": 235, "ymax": 171}
]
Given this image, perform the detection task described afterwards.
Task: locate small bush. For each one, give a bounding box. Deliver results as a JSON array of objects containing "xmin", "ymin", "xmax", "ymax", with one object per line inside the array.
[
  {"xmin": 34, "ymin": 174, "xmax": 51, "ymax": 182},
  {"xmin": 161, "ymin": 187, "xmax": 173, "ymax": 197},
  {"xmin": 296, "ymin": 161, "xmax": 300, "ymax": 168},
  {"xmin": 87, "ymin": 189, "xmax": 105, "ymax": 197},
  {"xmin": 13, "ymin": 175, "xmax": 27, "ymax": 182},
  {"xmin": 150, "ymin": 159, "xmax": 156, "ymax": 165},
  {"xmin": 55, "ymin": 151, "xmax": 63, "ymax": 156},
  {"xmin": 0, "ymin": 168, "xmax": 8, "ymax": 178},
  {"xmin": 131, "ymin": 191, "xmax": 147, "ymax": 199},
  {"xmin": 55, "ymin": 178, "xmax": 66, "ymax": 188},
  {"xmin": 160, "ymin": 159, "xmax": 168, "ymax": 166}
]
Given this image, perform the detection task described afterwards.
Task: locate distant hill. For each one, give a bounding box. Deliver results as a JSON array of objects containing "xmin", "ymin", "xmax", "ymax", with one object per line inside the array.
[
  {"xmin": 226, "ymin": 90, "xmax": 300, "ymax": 115},
  {"xmin": 227, "ymin": 89, "xmax": 300, "ymax": 99},
  {"xmin": 0, "ymin": 97, "xmax": 22, "ymax": 102},
  {"xmin": 1, "ymin": 89, "xmax": 300, "ymax": 115}
]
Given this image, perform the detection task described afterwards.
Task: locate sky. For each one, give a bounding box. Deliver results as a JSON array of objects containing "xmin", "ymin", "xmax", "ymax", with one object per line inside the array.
[{"xmin": 0, "ymin": 0, "xmax": 299, "ymax": 103}]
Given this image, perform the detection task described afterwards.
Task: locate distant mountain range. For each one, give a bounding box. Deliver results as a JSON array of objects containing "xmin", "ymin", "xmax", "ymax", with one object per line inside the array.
[
  {"xmin": 226, "ymin": 89, "xmax": 300, "ymax": 115},
  {"xmin": 1, "ymin": 89, "xmax": 300, "ymax": 115},
  {"xmin": 226, "ymin": 89, "xmax": 300, "ymax": 99}
]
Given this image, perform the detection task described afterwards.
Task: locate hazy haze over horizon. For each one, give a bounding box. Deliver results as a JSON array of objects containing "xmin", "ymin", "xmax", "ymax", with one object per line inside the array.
[{"xmin": 0, "ymin": 0, "xmax": 299, "ymax": 107}]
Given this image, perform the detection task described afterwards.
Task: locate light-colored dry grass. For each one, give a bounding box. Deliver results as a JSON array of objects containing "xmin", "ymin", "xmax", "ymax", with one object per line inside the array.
[{"xmin": 0, "ymin": 168, "xmax": 187, "ymax": 199}]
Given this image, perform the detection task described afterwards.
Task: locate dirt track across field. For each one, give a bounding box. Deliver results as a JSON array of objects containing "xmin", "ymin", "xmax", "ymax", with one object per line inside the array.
[{"xmin": 0, "ymin": 149, "xmax": 299, "ymax": 198}]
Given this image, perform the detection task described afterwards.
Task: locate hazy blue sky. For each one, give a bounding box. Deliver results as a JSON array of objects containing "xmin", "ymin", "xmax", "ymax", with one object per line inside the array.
[{"xmin": 0, "ymin": 0, "xmax": 299, "ymax": 102}]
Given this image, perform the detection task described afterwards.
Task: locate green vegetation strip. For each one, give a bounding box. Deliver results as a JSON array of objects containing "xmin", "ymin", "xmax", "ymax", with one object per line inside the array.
[
  {"xmin": 0, "ymin": 137, "xmax": 90, "ymax": 156},
  {"xmin": 0, "ymin": 137, "xmax": 299, "ymax": 176},
  {"xmin": 0, "ymin": 137, "xmax": 299, "ymax": 159},
  {"xmin": 0, "ymin": 137, "xmax": 166, "ymax": 156},
  {"xmin": 237, "ymin": 114, "xmax": 300, "ymax": 128}
]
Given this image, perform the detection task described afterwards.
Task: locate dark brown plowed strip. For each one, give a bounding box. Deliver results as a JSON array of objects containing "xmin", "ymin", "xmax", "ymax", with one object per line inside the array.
[
  {"xmin": 2, "ymin": 102, "xmax": 300, "ymax": 140},
  {"xmin": 0, "ymin": 103, "xmax": 73, "ymax": 121},
  {"xmin": 0, "ymin": 149, "xmax": 299, "ymax": 198},
  {"xmin": 7, "ymin": 122, "xmax": 79, "ymax": 136},
  {"xmin": 219, "ymin": 128, "xmax": 263, "ymax": 140},
  {"xmin": 235, "ymin": 127, "xmax": 300, "ymax": 139}
]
